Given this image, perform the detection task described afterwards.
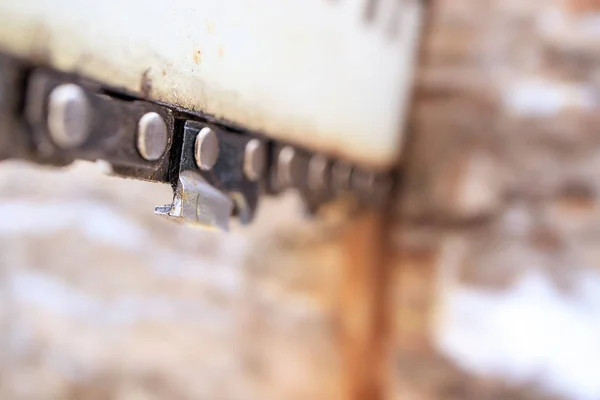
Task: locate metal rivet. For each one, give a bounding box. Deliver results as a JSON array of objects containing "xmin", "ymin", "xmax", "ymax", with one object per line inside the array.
[
  {"xmin": 243, "ymin": 139, "xmax": 266, "ymax": 181},
  {"xmin": 308, "ymin": 154, "xmax": 329, "ymax": 192},
  {"xmin": 47, "ymin": 84, "xmax": 90, "ymax": 148},
  {"xmin": 137, "ymin": 112, "xmax": 168, "ymax": 161},
  {"xmin": 332, "ymin": 161, "xmax": 353, "ymax": 193},
  {"xmin": 352, "ymin": 169, "xmax": 376, "ymax": 193},
  {"xmin": 194, "ymin": 127, "xmax": 219, "ymax": 170},
  {"xmin": 277, "ymin": 146, "xmax": 297, "ymax": 187}
]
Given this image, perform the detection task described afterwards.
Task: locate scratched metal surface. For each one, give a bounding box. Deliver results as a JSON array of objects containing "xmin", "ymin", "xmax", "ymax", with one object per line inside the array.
[{"xmin": 0, "ymin": 0, "xmax": 423, "ymax": 169}]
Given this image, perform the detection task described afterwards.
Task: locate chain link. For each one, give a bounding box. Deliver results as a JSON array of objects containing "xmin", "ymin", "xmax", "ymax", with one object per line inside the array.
[{"xmin": 0, "ymin": 52, "xmax": 392, "ymax": 229}]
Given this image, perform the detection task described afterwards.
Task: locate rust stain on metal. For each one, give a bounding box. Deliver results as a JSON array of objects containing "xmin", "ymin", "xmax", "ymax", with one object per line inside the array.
[
  {"xmin": 30, "ymin": 24, "xmax": 52, "ymax": 65},
  {"xmin": 140, "ymin": 68, "xmax": 152, "ymax": 98},
  {"xmin": 193, "ymin": 49, "xmax": 202, "ymax": 64}
]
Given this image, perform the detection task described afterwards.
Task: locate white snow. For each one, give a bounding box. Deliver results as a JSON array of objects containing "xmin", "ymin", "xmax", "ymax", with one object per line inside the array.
[
  {"xmin": 0, "ymin": 199, "xmax": 148, "ymax": 250},
  {"xmin": 503, "ymin": 79, "xmax": 595, "ymax": 117},
  {"xmin": 436, "ymin": 269, "xmax": 600, "ymax": 400}
]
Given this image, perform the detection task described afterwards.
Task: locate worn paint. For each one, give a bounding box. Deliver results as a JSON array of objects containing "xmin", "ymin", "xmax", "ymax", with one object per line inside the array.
[{"xmin": 0, "ymin": 0, "xmax": 423, "ymax": 169}]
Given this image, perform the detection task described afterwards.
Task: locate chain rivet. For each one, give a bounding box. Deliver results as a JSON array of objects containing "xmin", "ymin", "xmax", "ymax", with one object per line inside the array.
[
  {"xmin": 47, "ymin": 84, "xmax": 90, "ymax": 149},
  {"xmin": 243, "ymin": 139, "xmax": 266, "ymax": 181},
  {"xmin": 137, "ymin": 112, "xmax": 168, "ymax": 161},
  {"xmin": 194, "ymin": 127, "xmax": 220, "ymax": 170}
]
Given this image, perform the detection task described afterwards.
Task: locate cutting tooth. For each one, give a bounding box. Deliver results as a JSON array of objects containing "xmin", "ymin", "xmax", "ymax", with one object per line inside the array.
[{"xmin": 155, "ymin": 170, "xmax": 233, "ymax": 231}]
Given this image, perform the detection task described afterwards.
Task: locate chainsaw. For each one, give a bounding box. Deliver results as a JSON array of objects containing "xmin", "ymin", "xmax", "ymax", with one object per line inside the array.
[{"xmin": 0, "ymin": 0, "xmax": 423, "ymax": 230}]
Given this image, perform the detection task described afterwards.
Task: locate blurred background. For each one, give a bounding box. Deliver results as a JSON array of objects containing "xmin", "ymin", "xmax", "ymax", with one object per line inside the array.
[
  {"xmin": 1, "ymin": 150, "xmax": 599, "ymax": 400},
  {"xmin": 1, "ymin": 0, "xmax": 600, "ymax": 399},
  {"xmin": 0, "ymin": 160, "xmax": 346, "ymax": 399}
]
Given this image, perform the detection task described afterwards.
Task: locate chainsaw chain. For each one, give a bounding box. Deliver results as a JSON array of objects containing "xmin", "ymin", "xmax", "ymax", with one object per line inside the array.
[{"xmin": 0, "ymin": 52, "xmax": 391, "ymax": 225}]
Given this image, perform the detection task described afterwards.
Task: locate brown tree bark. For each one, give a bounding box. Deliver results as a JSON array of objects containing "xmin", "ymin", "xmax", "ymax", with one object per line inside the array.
[{"xmin": 389, "ymin": 0, "xmax": 600, "ymax": 398}]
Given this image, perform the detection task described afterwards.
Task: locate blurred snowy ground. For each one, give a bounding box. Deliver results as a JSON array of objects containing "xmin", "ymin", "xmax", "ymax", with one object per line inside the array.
[
  {"xmin": 0, "ymin": 161, "xmax": 341, "ymax": 399},
  {"xmin": 0, "ymin": 161, "xmax": 253, "ymax": 399},
  {"xmin": 437, "ymin": 269, "xmax": 600, "ymax": 400},
  {"xmin": 0, "ymin": 161, "xmax": 599, "ymax": 399}
]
